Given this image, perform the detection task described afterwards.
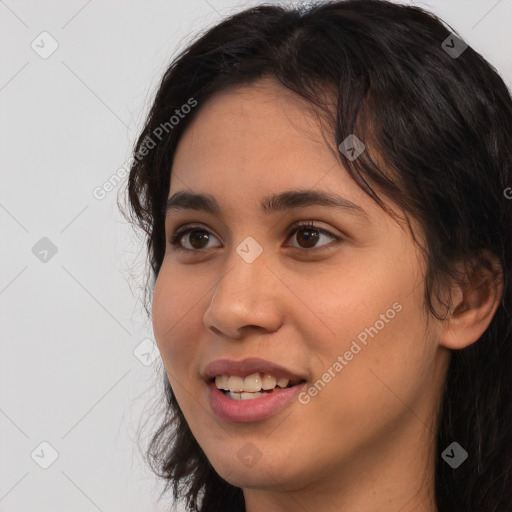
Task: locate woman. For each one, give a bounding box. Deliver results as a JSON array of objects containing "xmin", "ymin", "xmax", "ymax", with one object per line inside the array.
[{"xmin": 123, "ymin": 0, "xmax": 512, "ymax": 510}]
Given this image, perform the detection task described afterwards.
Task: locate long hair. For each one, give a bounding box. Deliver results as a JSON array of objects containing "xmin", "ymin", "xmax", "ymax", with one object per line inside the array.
[{"xmin": 121, "ymin": 1, "xmax": 512, "ymax": 510}]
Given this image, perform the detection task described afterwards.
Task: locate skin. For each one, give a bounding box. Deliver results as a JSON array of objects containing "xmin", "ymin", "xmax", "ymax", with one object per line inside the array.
[{"xmin": 152, "ymin": 78, "xmax": 502, "ymax": 512}]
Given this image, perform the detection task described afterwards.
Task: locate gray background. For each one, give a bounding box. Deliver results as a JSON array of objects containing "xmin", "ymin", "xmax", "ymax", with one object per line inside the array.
[{"xmin": 1, "ymin": 1, "xmax": 511, "ymax": 511}]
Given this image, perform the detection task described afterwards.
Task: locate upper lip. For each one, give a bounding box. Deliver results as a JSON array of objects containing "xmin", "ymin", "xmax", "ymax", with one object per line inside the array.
[{"xmin": 203, "ymin": 357, "xmax": 308, "ymax": 382}]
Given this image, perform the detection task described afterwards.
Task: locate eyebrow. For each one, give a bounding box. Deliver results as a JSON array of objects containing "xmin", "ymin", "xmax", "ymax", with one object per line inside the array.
[{"xmin": 166, "ymin": 189, "xmax": 369, "ymax": 220}]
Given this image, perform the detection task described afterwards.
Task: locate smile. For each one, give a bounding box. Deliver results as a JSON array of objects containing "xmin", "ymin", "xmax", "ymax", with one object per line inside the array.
[{"xmin": 207, "ymin": 378, "xmax": 307, "ymax": 422}]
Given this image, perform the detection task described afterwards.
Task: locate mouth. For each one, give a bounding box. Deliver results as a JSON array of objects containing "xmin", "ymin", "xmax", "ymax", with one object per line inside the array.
[
  {"xmin": 203, "ymin": 357, "xmax": 308, "ymax": 383},
  {"xmin": 203, "ymin": 358, "xmax": 308, "ymax": 422},
  {"xmin": 207, "ymin": 378, "xmax": 307, "ymax": 422},
  {"xmin": 209, "ymin": 373, "xmax": 307, "ymax": 401}
]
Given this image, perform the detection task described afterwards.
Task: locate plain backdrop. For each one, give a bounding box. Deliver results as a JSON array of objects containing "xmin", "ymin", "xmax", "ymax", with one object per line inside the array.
[{"xmin": 1, "ymin": 1, "xmax": 511, "ymax": 511}]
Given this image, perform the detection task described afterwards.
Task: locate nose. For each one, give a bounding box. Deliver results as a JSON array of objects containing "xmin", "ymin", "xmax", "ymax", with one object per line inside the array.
[{"xmin": 202, "ymin": 242, "xmax": 283, "ymax": 339}]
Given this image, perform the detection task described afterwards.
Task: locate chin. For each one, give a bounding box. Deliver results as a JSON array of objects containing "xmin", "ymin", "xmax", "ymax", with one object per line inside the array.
[
  {"xmin": 221, "ymin": 467, "xmax": 291, "ymax": 490},
  {"xmin": 207, "ymin": 450, "xmax": 297, "ymax": 490}
]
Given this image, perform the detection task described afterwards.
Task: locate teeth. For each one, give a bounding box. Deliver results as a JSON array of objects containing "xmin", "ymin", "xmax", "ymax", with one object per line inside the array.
[
  {"xmin": 243, "ymin": 373, "xmax": 262, "ymax": 392},
  {"xmin": 227, "ymin": 376, "xmax": 244, "ymax": 392},
  {"xmin": 226, "ymin": 391, "xmax": 267, "ymax": 400},
  {"xmin": 261, "ymin": 374, "xmax": 277, "ymax": 390},
  {"xmin": 277, "ymin": 377, "xmax": 289, "ymax": 388},
  {"xmin": 215, "ymin": 372, "xmax": 294, "ymax": 393},
  {"xmin": 215, "ymin": 375, "xmax": 229, "ymax": 390}
]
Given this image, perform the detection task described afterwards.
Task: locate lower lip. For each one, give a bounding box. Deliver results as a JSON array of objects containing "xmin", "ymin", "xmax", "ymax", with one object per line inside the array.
[{"xmin": 207, "ymin": 381, "xmax": 307, "ymax": 423}]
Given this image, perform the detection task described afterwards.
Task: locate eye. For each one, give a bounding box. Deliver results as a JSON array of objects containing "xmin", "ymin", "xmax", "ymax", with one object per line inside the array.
[
  {"xmin": 169, "ymin": 224, "xmax": 221, "ymax": 251},
  {"xmin": 168, "ymin": 220, "xmax": 341, "ymax": 253},
  {"xmin": 285, "ymin": 220, "xmax": 341, "ymax": 252}
]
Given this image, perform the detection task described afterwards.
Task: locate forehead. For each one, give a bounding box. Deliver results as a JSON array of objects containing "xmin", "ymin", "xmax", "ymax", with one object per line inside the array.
[
  {"xmin": 174, "ymin": 79, "xmax": 335, "ymax": 167},
  {"xmin": 167, "ymin": 79, "xmax": 404, "ymax": 231},
  {"xmin": 171, "ymin": 80, "xmax": 359, "ymax": 193}
]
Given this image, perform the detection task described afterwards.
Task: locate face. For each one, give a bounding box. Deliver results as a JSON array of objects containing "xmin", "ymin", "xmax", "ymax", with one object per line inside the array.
[{"xmin": 152, "ymin": 78, "xmax": 449, "ymax": 494}]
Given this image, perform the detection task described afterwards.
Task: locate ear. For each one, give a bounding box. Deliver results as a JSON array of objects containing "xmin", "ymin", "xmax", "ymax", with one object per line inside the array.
[{"xmin": 439, "ymin": 250, "xmax": 503, "ymax": 350}]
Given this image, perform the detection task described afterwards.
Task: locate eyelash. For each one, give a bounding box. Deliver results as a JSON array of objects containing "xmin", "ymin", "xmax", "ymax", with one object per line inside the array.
[{"xmin": 168, "ymin": 220, "xmax": 341, "ymax": 254}]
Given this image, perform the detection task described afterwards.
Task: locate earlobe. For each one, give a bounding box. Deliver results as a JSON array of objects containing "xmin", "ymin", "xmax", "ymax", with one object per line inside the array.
[{"xmin": 439, "ymin": 251, "xmax": 503, "ymax": 350}]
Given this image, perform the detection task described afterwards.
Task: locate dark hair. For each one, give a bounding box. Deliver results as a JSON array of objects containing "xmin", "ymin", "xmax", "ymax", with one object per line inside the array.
[{"xmin": 122, "ymin": 1, "xmax": 512, "ymax": 510}]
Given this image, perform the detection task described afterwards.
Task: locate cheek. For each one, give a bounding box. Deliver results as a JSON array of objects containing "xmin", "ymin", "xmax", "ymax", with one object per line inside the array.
[
  {"xmin": 303, "ymin": 258, "xmax": 411, "ymax": 358},
  {"xmin": 152, "ymin": 269, "xmax": 197, "ymax": 372},
  {"xmin": 303, "ymin": 241, "xmax": 431, "ymax": 408}
]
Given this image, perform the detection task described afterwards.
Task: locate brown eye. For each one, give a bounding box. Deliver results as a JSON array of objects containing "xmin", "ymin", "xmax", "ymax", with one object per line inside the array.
[
  {"xmin": 169, "ymin": 226, "xmax": 221, "ymax": 251},
  {"xmin": 169, "ymin": 221, "xmax": 340, "ymax": 253},
  {"xmin": 295, "ymin": 227, "xmax": 320, "ymax": 248},
  {"xmin": 287, "ymin": 221, "xmax": 338, "ymax": 251},
  {"xmin": 187, "ymin": 230, "xmax": 211, "ymax": 249}
]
